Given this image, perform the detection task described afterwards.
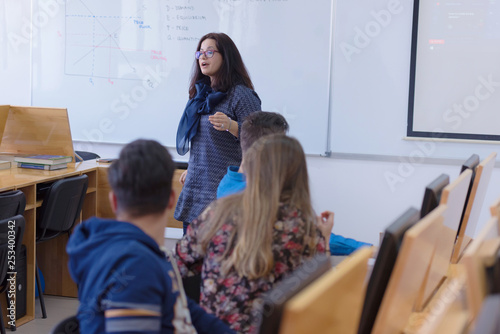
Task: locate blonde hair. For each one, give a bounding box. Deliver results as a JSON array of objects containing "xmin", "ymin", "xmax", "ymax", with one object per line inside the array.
[{"xmin": 200, "ymin": 134, "xmax": 317, "ymax": 279}]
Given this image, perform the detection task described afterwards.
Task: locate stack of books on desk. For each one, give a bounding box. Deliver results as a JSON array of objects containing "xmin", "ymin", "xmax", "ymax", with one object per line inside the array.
[{"xmin": 14, "ymin": 155, "xmax": 73, "ymax": 171}]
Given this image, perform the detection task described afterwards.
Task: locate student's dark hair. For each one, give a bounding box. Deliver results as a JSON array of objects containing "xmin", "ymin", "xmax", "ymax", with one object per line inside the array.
[
  {"xmin": 189, "ymin": 32, "xmax": 254, "ymax": 98},
  {"xmin": 108, "ymin": 139, "xmax": 175, "ymax": 217},
  {"xmin": 240, "ymin": 111, "xmax": 289, "ymax": 153}
]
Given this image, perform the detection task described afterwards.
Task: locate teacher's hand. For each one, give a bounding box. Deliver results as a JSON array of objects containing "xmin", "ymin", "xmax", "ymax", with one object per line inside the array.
[{"xmin": 208, "ymin": 112, "xmax": 231, "ymax": 131}]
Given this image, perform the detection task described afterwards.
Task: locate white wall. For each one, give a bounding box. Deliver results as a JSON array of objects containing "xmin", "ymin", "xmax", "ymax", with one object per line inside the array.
[
  {"xmin": 308, "ymin": 156, "xmax": 500, "ymax": 246},
  {"xmin": 81, "ymin": 140, "xmax": 500, "ymax": 247}
]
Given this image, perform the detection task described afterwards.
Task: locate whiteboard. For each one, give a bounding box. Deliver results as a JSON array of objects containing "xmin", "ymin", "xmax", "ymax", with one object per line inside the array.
[{"xmin": 31, "ymin": 0, "xmax": 333, "ymax": 155}]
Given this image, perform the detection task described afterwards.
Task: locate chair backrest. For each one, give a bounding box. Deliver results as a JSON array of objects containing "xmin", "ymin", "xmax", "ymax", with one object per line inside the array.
[
  {"xmin": 452, "ymin": 152, "xmax": 497, "ymax": 263},
  {"xmin": 279, "ymin": 247, "xmax": 373, "ymax": 334},
  {"xmin": 0, "ymin": 190, "xmax": 26, "ymax": 220},
  {"xmin": 50, "ymin": 315, "xmax": 80, "ymax": 334},
  {"xmin": 257, "ymin": 254, "xmax": 332, "ymax": 334},
  {"xmin": 372, "ymin": 205, "xmax": 446, "ymax": 334},
  {"xmin": 37, "ymin": 175, "xmax": 88, "ymax": 241},
  {"xmin": 0, "ymin": 215, "xmax": 26, "ymax": 289},
  {"xmin": 414, "ymin": 169, "xmax": 472, "ymax": 311}
]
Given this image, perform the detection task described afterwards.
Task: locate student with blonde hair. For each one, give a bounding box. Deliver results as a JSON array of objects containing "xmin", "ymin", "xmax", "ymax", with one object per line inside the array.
[{"xmin": 175, "ymin": 134, "xmax": 333, "ymax": 333}]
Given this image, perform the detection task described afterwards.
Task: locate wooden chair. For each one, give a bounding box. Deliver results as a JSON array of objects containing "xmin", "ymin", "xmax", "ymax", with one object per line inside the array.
[
  {"xmin": 357, "ymin": 207, "xmax": 420, "ymax": 334},
  {"xmin": 452, "ymin": 152, "xmax": 497, "ymax": 263},
  {"xmin": 414, "ymin": 169, "xmax": 472, "ymax": 311},
  {"xmin": 257, "ymin": 254, "xmax": 332, "ymax": 334},
  {"xmin": 409, "ymin": 272, "xmax": 468, "ymax": 334},
  {"xmin": 372, "ymin": 205, "xmax": 447, "ymax": 334},
  {"xmin": 279, "ymin": 247, "xmax": 373, "ymax": 334}
]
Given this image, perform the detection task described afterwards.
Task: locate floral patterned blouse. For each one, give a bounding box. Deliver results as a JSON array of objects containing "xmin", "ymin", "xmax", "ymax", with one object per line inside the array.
[{"xmin": 175, "ymin": 202, "xmax": 327, "ymax": 334}]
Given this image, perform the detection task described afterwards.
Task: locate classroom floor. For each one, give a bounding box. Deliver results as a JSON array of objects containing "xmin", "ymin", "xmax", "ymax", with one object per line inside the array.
[{"xmin": 15, "ymin": 295, "xmax": 79, "ymax": 334}]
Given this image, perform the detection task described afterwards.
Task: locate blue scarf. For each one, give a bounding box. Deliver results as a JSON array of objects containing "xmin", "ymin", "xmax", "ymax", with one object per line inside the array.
[{"xmin": 176, "ymin": 81, "xmax": 227, "ymax": 155}]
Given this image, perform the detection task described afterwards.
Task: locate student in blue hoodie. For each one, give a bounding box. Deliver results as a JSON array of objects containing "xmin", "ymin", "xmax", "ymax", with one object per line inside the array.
[{"xmin": 67, "ymin": 139, "xmax": 234, "ymax": 334}]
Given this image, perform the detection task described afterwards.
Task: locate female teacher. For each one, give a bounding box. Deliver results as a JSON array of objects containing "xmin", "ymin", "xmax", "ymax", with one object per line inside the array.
[{"xmin": 175, "ymin": 32, "xmax": 261, "ymax": 234}]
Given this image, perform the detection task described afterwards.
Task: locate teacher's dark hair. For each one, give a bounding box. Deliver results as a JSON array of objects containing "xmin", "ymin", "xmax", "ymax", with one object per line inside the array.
[
  {"xmin": 189, "ymin": 32, "xmax": 254, "ymax": 98},
  {"xmin": 108, "ymin": 139, "xmax": 175, "ymax": 217}
]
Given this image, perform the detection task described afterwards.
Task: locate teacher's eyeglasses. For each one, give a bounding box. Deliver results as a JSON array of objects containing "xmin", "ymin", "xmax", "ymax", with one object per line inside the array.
[{"xmin": 195, "ymin": 50, "xmax": 219, "ymax": 59}]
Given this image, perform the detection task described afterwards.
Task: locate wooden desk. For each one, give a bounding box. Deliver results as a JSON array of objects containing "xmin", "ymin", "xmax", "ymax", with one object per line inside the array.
[
  {"xmin": 0, "ymin": 160, "xmax": 184, "ymax": 327},
  {"xmin": 0, "ymin": 160, "xmax": 98, "ymax": 326}
]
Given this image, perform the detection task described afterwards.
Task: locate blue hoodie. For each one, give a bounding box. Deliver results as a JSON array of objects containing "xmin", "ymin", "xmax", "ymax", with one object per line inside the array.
[{"xmin": 67, "ymin": 217, "xmax": 234, "ymax": 334}]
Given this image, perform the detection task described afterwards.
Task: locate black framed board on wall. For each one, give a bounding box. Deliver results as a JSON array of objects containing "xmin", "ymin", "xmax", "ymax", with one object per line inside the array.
[{"xmin": 407, "ymin": 0, "xmax": 500, "ymax": 142}]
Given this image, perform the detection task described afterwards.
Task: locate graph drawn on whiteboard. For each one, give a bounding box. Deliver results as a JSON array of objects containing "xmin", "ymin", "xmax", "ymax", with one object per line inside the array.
[
  {"xmin": 65, "ymin": 0, "xmax": 167, "ymax": 84},
  {"xmin": 32, "ymin": 0, "xmax": 333, "ymax": 154}
]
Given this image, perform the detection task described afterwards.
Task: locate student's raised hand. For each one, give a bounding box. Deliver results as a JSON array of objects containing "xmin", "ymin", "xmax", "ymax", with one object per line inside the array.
[
  {"xmin": 179, "ymin": 170, "xmax": 187, "ymax": 186},
  {"xmin": 316, "ymin": 211, "xmax": 334, "ymax": 239},
  {"xmin": 208, "ymin": 112, "xmax": 231, "ymax": 131}
]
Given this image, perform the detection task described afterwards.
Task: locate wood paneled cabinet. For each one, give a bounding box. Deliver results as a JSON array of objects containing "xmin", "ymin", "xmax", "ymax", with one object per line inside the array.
[{"xmin": 0, "ymin": 163, "xmax": 98, "ymax": 327}]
